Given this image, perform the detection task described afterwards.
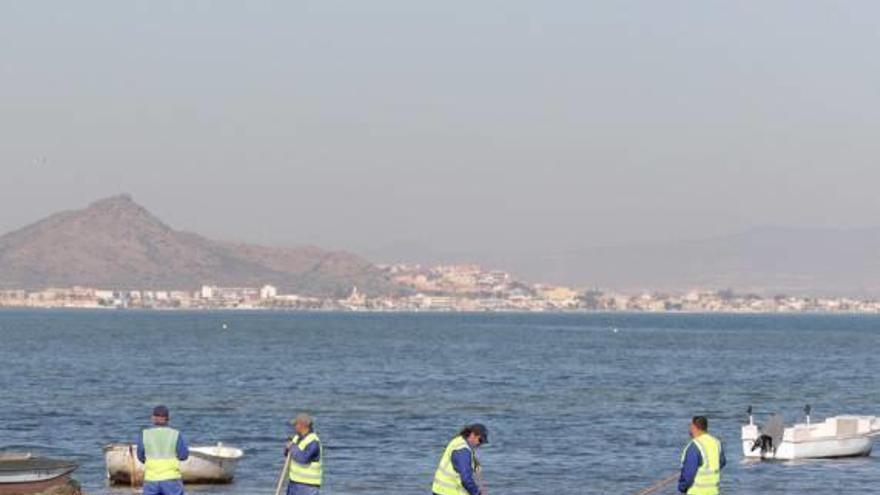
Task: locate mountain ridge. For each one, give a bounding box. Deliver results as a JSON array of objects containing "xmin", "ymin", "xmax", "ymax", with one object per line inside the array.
[
  {"xmin": 0, "ymin": 195, "xmax": 396, "ymax": 296},
  {"xmin": 496, "ymin": 225, "xmax": 880, "ymax": 297}
]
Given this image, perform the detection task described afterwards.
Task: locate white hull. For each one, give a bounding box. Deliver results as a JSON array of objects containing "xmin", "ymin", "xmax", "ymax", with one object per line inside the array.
[
  {"xmin": 104, "ymin": 443, "xmax": 243, "ymax": 485},
  {"xmin": 743, "ymin": 415, "xmax": 876, "ymax": 460},
  {"xmin": 0, "ymin": 458, "xmax": 78, "ymax": 495},
  {"xmin": 0, "ymin": 466, "xmax": 76, "ymax": 484},
  {"xmin": 742, "ymin": 435, "xmax": 873, "ymax": 460}
]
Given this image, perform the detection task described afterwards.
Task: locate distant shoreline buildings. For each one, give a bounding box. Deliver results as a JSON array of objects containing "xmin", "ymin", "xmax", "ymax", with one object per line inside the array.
[{"xmin": 2, "ymin": 263, "xmax": 880, "ymax": 313}]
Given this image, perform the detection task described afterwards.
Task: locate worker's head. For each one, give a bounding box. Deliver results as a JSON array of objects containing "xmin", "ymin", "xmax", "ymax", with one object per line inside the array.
[
  {"xmin": 460, "ymin": 423, "xmax": 489, "ymax": 448},
  {"xmin": 690, "ymin": 416, "xmax": 709, "ymax": 437},
  {"xmin": 152, "ymin": 405, "xmax": 170, "ymax": 426},
  {"xmin": 292, "ymin": 413, "xmax": 313, "ymax": 436}
]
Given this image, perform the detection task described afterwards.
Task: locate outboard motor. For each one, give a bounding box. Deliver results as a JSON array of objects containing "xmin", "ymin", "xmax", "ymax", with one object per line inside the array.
[
  {"xmin": 752, "ymin": 434, "xmax": 772, "ymax": 453},
  {"xmin": 751, "ymin": 413, "xmax": 785, "ymax": 455}
]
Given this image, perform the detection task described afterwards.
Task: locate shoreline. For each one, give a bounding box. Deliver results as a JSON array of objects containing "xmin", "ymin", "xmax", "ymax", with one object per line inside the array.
[{"xmin": 0, "ymin": 306, "xmax": 879, "ymax": 316}]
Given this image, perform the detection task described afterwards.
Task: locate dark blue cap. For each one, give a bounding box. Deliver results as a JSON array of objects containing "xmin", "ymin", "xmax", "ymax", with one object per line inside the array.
[
  {"xmin": 152, "ymin": 405, "xmax": 169, "ymax": 418},
  {"xmin": 470, "ymin": 423, "xmax": 489, "ymax": 444}
]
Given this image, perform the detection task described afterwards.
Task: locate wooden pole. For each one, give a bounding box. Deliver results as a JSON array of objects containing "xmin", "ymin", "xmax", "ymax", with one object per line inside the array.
[
  {"xmin": 274, "ymin": 447, "xmax": 293, "ymax": 495},
  {"xmin": 633, "ymin": 472, "xmax": 678, "ymax": 495},
  {"xmin": 128, "ymin": 444, "xmax": 138, "ymax": 489},
  {"xmin": 475, "ymin": 465, "xmax": 487, "ymax": 495}
]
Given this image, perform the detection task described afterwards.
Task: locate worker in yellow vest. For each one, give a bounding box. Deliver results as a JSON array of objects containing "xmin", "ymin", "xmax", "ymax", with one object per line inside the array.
[
  {"xmin": 136, "ymin": 405, "xmax": 189, "ymax": 495},
  {"xmin": 432, "ymin": 424, "xmax": 488, "ymax": 495},
  {"xmin": 284, "ymin": 413, "xmax": 323, "ymax": 495},
  {"xmin": 678, "ymin": 416, "xmax": 725, "ymax": 495}
]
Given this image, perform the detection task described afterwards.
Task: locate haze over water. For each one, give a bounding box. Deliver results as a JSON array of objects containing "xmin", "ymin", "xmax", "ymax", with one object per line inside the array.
[{"xmin": 1, "ymin": 311, "xmax": 879, "ymax": 494}]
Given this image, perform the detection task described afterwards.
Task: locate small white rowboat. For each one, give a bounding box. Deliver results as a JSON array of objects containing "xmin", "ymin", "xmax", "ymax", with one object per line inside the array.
[
  {"xmin": 0, "ymin": 457, "xmax": 78, "ymax": 495},
  {"xmin": 742, "ymin": 406, "xmax": 880, "ymax": 460},
  {"xmin": 104, "ymin": 443, "xmax": 244, "ymax": 485}
]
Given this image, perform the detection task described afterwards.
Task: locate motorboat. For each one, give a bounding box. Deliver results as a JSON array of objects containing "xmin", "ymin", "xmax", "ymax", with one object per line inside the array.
[
  {"xmin": 104, "ymin": 442, "xmax": 244, "ymax": 485},
  {"xmin": 742, "ymin": 405, "xmax": 879, "ymax": 460},
  {"xmin": 0, "ymin": 456, "xmax": 78, "ymax": 495}
]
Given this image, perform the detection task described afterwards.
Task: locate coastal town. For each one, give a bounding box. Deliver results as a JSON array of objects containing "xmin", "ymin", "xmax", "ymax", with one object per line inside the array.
[{"xmin": 2, "ymin": 263, "xmax": 880, "ymax": 313}]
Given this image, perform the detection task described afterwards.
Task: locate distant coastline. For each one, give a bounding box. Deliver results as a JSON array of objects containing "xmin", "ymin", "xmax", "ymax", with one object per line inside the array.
[
  {"xmin": 3, "ymin": 275, "xmax": 880, "ymax": 314},
  {"xmin": 2, "ymin": 308, "xmax": 879, "ymax": 316}
]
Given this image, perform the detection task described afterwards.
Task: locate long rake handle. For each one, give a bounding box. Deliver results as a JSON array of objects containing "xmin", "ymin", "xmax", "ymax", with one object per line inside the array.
[
  {"xmin": 633, "ymin": 472, "xmax": 679, "ymax": 495},
  {"xmin": 274, "ymin": 448, "xmax": 293, "ymax": 495}
]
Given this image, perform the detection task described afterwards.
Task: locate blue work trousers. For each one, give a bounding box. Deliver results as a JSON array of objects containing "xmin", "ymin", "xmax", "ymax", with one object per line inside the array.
[
  {"xmin": 143, "ymin": 480, "xmax": 185, "ymax": 495},
  {"xmin": 287, "ymin": 482, "xmax": 320, "ymax": 495}
]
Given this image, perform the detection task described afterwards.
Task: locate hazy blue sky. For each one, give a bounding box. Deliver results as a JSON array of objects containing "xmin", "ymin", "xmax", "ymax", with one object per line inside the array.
[{"xmin": 2, "ymin": 1, "xmax": 879, "ymax": 261}]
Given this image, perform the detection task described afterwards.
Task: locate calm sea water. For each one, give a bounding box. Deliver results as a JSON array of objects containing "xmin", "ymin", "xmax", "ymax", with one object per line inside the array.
[{"xmin": 1, "ymin": 310, "xmax": 880, "ymax": 494}]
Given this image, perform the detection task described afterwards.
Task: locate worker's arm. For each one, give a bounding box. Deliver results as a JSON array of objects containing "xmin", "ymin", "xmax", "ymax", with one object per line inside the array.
[
  {"xmin": 719, "ymin": 444, "xmax": 726, "ymax": 470},
  {"xmin": 136, "ymin": 434, "xmax": 146, "ymax": 464},
  {"xmin": 176, "ymin": 432, "xmax": 189, "ymax": 461},
  {"xmin": 289, "ymin": 439, "xmax": 320, "ymax": 464},
  {"xmin": 451, "ymin": 449, "xmax": 480, "ymax": 495},
  {"xmin": 284, "ymin": 436, "xmax": 296, "ymax": 457},
  {"xmin": 678, "ymin": 443, "xmax": 701, "ymax": 494}
]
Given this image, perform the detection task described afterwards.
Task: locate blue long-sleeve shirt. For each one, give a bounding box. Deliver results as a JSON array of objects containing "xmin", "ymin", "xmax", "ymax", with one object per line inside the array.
[
  {"xmin": 450, "ymin": 448, "xmax": 480, "ymax": 495},
  {"xmin": 678, "ymin": 440, "xmax": 725, "ymax": 493},
  {"xmin": 136, "ymin": 427, "xmax": 190, "ymax": 464},
  {"xmin": 286, "ymin": 433, "xmax": 321, "ymax": 466}
]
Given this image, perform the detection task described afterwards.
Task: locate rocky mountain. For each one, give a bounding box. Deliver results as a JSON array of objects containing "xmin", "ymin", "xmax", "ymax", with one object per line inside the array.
[{"xmin": 0, "ymin": 195, "xmax": 396, "ymax": 296}]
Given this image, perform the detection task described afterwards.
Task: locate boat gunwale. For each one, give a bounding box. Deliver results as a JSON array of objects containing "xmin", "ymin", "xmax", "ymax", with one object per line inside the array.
[
  {"xmin": 786, "ymin": 433, "xmax": 875, "ymax": 444},
  {"xmin": 188, "ymin": 447, "xmax": 245, "ymax": 460},
  {"xmin": 744, "ymin": 432, "xmax": 877, "ymax": 445},
  {"xmin": 0, "ymin": 460, "xmax": 78, "ymax": 474},
  {"xmin": 104, "ymin": 443, "xmax": 244, "ymax": 459},
  {"xmin": 0, "ymin": 466, "xmax": 77, "ymax": 487}
]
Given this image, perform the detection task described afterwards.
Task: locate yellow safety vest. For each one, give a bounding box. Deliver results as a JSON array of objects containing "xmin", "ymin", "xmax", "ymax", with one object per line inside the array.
[
  {"xmin": 432, "ymin": 436, "xmax": 476, "ymax": 495},
  {"xmin": 289, "ymin": 432, "xmax": 323, "ymax": 486},
  {"xmin": 681, "ymin": 433, "xmax": 722, "ymax": 495},
  {"xmin": 142, "ymin": 427, "xmax": 182, "ymax": 482}
]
